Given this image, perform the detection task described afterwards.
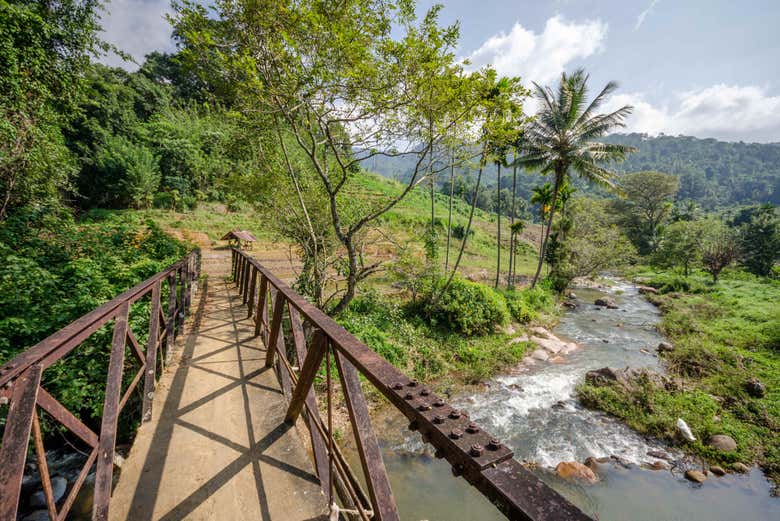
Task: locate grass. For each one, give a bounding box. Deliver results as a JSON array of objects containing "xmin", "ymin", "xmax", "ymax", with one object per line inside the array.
[{"xmin": 578, "ymin": 267, "xmax": 780, "ymax": 488}]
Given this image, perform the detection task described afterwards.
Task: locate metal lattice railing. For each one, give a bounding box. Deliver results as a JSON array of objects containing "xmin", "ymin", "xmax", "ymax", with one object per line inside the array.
[
  {"xmin": 0, "ymin": 250, "xmax": 200, "ymax": 521},
  {"xmin": 231, "ymin": 248, "xmax": 592, "ymax": 521}
]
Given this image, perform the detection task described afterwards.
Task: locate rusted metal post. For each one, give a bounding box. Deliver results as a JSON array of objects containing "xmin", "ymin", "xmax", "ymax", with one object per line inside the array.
[
  {"xmin": 285, "ymin": 329, "xmax": 328, "ymax": 423},
  {"xmin": 335, "ymin": 352, "xmax": 400, "ymax": 521},
  {"xmin": 241, "ymin": 260, "xmax": 251, "ymax": 303},
  {"xmin": 143, "ymin": 280, "xmax": 162, "ymax": 421},
  {"xmin": 32, "ymin": 413, "xmax": 58, "ymax": 521},
  {"xmin": 247, "ymin": 267, "xmax": 257, "ymax": 318},
  {"xmin": 166, "ymin": 272, "xmax": 177, "ymax": 354},
  {"xmin": 0, "ymin": 365, "xmax": 42, "ymax": 521},
  {"xmin": 254, "ymin": 274, "xmax": 268, "ymax": 337},
  {"xmin": 288, "ymin": 305, "xmax": 331, "ymax": 495},
  {"xmin": 264, "ymin": 290, "xmax": 287, "ymax": 368},
  {"xmin": 93, "ymin": 303, "xmax": 129, "ymax": 521}
]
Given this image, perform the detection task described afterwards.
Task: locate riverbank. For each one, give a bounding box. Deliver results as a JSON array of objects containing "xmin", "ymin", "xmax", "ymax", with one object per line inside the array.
[
  {"xmin": 369, "ymin": 276, "xmax": 780, "ymax": 520},
  {"xmin": 578, "ymin": 269, "xmax": 780, "ymax": 492}
]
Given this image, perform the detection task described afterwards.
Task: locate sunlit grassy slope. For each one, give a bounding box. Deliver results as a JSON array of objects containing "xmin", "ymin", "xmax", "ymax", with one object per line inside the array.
[{"xmin": 108, "ymin": 171, "xmax": 541, "ymax": 285}]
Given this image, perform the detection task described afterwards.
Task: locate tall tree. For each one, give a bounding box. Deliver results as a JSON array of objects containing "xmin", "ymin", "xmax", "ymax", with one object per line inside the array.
[
  {"xmin": 530, "ymin": 183, "xmax": 554, "ymax": 269},
  {"xmin": 516, "ymin": 69, "xmax": 635, "ymax": 287},
  {"xmin": 738, "ymin": 204, "xmax": 779, "ymax": 277},
  {"xmin": 172, "ymin": 0, "xmax": 483, "ymax": 313},
  {"xmin": 441, "ymin": 72, "xmax": 529, "ymax": 294},
  {"xmin": 611, "ymin": 171, "xmax": 680, "ymax": 254},
  {"xmin": 0, "ymin": 0, "xmax": 105, "ymax": 219}
]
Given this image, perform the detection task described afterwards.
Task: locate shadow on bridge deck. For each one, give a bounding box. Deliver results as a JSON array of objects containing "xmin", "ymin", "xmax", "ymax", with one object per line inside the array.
[{"xmin": 109, "ymin": 274, "xmax": 328, "ymax": 521}]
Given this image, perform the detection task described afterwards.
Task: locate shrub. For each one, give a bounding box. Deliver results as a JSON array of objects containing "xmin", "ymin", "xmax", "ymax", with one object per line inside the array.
[
  {"xmin": 502, "ymin": 285, "xmax": 555, "ymax": 323},
  {"xmin": 648, "ymin": 273, "xmax": 708, "ymax": 294},
  {"xmin": 420, "ymin": 278, "xmax": 509, "ymax": 336}
]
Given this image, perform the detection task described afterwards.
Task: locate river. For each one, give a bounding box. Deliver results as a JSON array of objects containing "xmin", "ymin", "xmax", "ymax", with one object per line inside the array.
[{"xmin": 375, "ymin": 278, "xmax": 779, "ymax": 520}]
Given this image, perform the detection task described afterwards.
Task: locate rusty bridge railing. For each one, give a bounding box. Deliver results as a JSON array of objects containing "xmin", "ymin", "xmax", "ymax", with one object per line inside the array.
[
  {"xmin": 231, "ymin": 248, "xmax": 591, "ymax": 521},
  {"xmin": 0, "ymin": 249, "xmax": 200, "ymax": 521}
]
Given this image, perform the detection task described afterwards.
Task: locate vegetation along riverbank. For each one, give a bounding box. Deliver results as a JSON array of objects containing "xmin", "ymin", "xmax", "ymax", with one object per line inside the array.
[{"xmin": 579, "ymin": 268, "xmax": 780, "ymax": 490}]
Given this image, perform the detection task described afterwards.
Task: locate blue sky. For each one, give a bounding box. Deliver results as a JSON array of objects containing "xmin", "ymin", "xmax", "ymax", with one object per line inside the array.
[{"xmin": 100, "ymin": 0, "xmax": 780, "ymax": 142}]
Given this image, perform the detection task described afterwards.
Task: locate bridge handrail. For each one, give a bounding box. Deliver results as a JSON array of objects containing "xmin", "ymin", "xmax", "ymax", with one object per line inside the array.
[
  {"xmin": 232, "ymin": 248, "xmax": 591, "ymax": 521},
  {"xmin": 0, "ymin": 249, "xmax": 200, "ymax": 521}
]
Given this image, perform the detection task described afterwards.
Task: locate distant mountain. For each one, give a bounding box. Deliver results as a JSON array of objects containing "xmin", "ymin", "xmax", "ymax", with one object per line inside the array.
[
  {"xmin": 604, "ymin": 133, "xmax": 780, "ymax": 207},
  {"xmin": 367, "ymin": 134, "xmax": 780, "ymax": 209}
]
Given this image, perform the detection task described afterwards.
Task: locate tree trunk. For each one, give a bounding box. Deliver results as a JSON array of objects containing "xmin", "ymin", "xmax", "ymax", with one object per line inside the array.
[
  {"xmin": 441, "ymin": 150, "xmax": 486, "ymax": 294},
  {"xmin": 495, "ymin": 163, "xmax": 501, "ymax": 288},
  {"xmin": 445, "ymin": 148, "xmax": 455, "ymax": 271},
  {"xmin": 531, "ymin": 173, "xmax": 562, "ymax": 288},
  {"xmin": 508, "ymin": 162, "xmax": 517, "ymax": 287}
]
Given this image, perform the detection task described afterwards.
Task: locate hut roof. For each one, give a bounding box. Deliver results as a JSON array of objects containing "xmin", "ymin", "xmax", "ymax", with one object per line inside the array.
[{"xmin": 221, "ymin": 230, "xmax": 258, "ymax": 242}]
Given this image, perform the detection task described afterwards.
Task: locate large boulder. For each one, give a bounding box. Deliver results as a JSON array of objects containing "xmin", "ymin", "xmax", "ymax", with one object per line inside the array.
[
  {"xmin": 745, "ymin": 378, "xmax": 766, "ymax": 398},
  {"xmin": 637, "ymin": 285, "xmax": 658, "ymax": 295},
  {"xmin": 585, "ymin": 367, "xmax": 620, "ymax": 386},
  {"xmin": 530, "ymin": 349, "xmax": 549, "ymax": 362},
  {"xmin": 594, "ymin": 297, "xmax": 618, "ymax": 309},
  {"xmin": 531, "ymin": 336, "xmax": 565, "ymax": 354},
  {"xmin": 707, "ymin": 434, "xmax": 737, "ymax": 452},
  {"xmin": 556, "ymin": 461, "xmax": 599, "ymax": 483}
]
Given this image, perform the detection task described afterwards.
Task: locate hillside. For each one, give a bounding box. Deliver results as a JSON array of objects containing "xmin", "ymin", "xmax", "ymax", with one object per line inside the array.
[
  {"xmin": 605, "ymin": 133, "xmax": 780, "ymax": 208},
  {"xmin": 369, "ymin": 134, "xmax": 780, "ymax": 210}
]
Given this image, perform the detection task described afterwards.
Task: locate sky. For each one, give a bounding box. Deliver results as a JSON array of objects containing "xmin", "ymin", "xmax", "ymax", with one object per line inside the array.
[{"xmin": 99, "ymin": 0, "xmax": 780, "ymax": 143}]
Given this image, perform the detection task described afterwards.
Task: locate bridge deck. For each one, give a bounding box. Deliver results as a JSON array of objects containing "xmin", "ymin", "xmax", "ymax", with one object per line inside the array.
[{"xmin": 109, "ymin": 263, "xmax": 328, "ymax": 521}]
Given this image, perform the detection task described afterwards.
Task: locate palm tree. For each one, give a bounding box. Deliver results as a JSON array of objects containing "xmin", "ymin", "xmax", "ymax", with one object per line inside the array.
[
  {"xmin": 530, "ymin": 183, "xmax": 554, "ymax": 267},
  {"xmin": 516, "ymin": 69, "xmax": 635, "ymax": 287}
]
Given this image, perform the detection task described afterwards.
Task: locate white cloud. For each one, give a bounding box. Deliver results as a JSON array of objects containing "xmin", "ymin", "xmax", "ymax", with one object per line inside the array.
[
  {"xmin": 466, "ymin": 16, "xmax": 608, "ymax": 85},
  {"xmin": 604, "ymin": 84, "xmax": 780, "ymax": 142},
  {"xmin": 98, "ymin": 0, "xmax": 174, "ymax": 70},
  {"xmin": 634, "ymin": 0, "xmax": 660, "ymax": 31}
]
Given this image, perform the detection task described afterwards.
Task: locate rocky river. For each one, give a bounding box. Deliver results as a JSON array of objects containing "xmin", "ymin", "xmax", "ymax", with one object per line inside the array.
[{"xmin": 374, "ymin": 278, "xmax": 780, "ymax": 521}]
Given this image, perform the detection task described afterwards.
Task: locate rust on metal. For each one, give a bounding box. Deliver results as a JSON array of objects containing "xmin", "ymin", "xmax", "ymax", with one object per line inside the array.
[
  {"xmin": 334, "ymin": 352, "xmax": 400, "ymax": 521},
  {"xmin": 0, "ymin": 365, "xmax": 42, "ymax": 521},
  {"xmin": 93, "ymin": 302, "xmax": 130, "ymax": 521},
  {"xmin": 232, "ymin": 248, "xmax": 592, "ymax": 521},
  {"xmin": 143, "ymin": 280, "xmax": 162, "ymax": 421}
]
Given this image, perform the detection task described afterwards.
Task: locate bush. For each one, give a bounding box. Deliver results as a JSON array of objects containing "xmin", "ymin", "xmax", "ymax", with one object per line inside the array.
[
  {"xmin": 647, "ymin": 273, "xmax": 708, "ymax": 294},
  {"xmin": 419, "ymin": 278, "xmax": 509, "ymax": 336},
  {"xmin": 502, "ymin": 285, "xmax": 555, "ymax": 323}
]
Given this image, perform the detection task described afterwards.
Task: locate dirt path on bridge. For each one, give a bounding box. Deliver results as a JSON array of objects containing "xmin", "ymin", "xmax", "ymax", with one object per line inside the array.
[{"xmin": 109, "ymin": 265, "xmax": 328, "ymax": 520}]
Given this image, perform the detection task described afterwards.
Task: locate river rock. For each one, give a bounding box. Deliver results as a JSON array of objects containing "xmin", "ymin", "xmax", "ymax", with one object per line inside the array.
[
  {"xmin": 643, "ymin": 460, "xmax": 669, "ymax": 471},
  {"xmin": 530, "ymin": 349, "xmax": 549, "ymax": 361},
  {"xmin": 707, "ymin": 434, "xmax": 737, "ymax": 452},
  {"xmin": 585, "ymin": 367, "xmax": 619, "ymax": 385},
  {"xmin": 732, "ymin": 462, "xmax": 750, "ymax": 473},
  {"xmin": 647, "ymin": 450, "xmax": 673, "ymax": 461},
  {"xmin": 745, "ymin": 378, "xmax": 766, "ymax": 398},
  {"xmin": 530, "ymin": 336, "xmax": 565, "ymax": 354},
  {"xmin": 676, "ymin": 418, "xmax": 696, "ymax": 442},
  {"xmin": 594, "ymin": 297, "xmax": 618, "ymax": 308},
  {"xmin": 637, "ymin": 285, "xmax": 658, "ymax": 295},
  {"xmin": 509, "ymin": 335, "xmax": 529, "ymax": 345},
  {"xmin": 30, "ymin": 476, "xmax": 67, "ymax": 507},
  {"xmin": 529, "ymin": 326, "xmax": 552, "ymax": 338},
  {"xmin": 563, "ymin": 301, "xmax": 577, "ymax": 309},
  {"xmin": 567, "ymin": 291, "xmax": 577, "ymax": 299},
  {"xmin": 657, "ymin": 341, "xmax": 674, "ymax": 353},
  {"xmin": 710, "ymin": 465, "xmax": 726, "ymax": 476},
  {"xmin": 684, "ymin": 470, "xmax": 707, "ymax": 483},
  {"xmin": 555, "ymin": 461, "xmax": 599, "ymax": 483}
]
